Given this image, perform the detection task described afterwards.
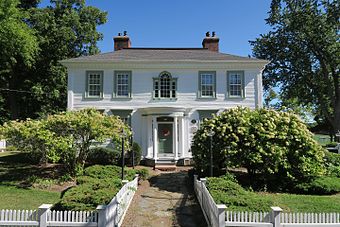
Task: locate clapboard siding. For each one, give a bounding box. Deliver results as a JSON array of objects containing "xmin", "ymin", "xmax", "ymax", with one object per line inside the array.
[{"xmin": 69, "ymin": 68, "xmax": 261, "ymax": 110}]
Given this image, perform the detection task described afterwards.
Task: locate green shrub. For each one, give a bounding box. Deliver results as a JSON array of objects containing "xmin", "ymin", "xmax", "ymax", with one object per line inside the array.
[
  {"xmin": 295, "ymin": 176, "xmax": 340, "ymax": 195},
  {"xmin": 126, "ymin": 142, "xmax": 142, "ymax": 166},
  {"xmin": 0, "ymin": 108, "xmax": 131, "ymax": 176},
  {"xmin": 207, "ymin": 176, "xmax": 272, "ymax": 211},
  {"xmin": 324, "ymin": 151, "xmax": 340, "ymax": 177},
  {"xmin": 87, "ymin": 147, "xmax": 120, "ymax": 165},
  {"xmin": 59, "ymin": 165, "xmax": 137, "ymax": 210},
  {"xmin": 83, "ymin": 165, "xmax": 137, "ymax": 181},
  {"xmin": 136, "ymin": 168, "xmax": 149, "ymax": 180},
  {"xmin": 192, "ymin": 107, "xmax": 325, "ymax": 190}
]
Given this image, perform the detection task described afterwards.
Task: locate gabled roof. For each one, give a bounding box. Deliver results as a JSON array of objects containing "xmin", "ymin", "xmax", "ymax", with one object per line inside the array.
[{"xmin": 61, "ymin": 48, "xmax": 268, "ymax": 63}]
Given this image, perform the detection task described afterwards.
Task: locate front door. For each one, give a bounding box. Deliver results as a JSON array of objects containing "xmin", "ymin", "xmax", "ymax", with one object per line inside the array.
[{"xmin": 158, "ymin": 123, "xmax": 173, "ymax": 155}]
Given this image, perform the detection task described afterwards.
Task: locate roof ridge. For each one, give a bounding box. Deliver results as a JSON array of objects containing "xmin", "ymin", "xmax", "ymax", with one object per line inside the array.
[{"xmin": 124, "ymin": 48, "xmax": 208, "ymax": 50}]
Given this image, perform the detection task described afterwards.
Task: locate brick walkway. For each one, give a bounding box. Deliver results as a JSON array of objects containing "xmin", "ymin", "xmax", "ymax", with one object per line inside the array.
[{"xmin": 121, "ymin": 170, "xmax": 207, "ymax": 227}]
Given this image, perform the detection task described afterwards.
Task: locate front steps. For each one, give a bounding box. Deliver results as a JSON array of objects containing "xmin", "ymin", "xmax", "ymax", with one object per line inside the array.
[
  {"xmin": 141, "ymin": 157, "xmax": 193, "ymax": 170},
  {"xmin": 154, "ymin": 158, "xmax": 177, "ymax": 171}
]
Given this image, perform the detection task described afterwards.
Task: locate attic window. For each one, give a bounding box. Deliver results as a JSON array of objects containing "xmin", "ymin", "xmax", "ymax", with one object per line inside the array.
[{"xmin": 153, "ymin": 71, "xmax": 177, "ymax": 100}]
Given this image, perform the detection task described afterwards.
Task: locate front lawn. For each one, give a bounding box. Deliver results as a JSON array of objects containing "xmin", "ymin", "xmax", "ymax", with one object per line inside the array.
[
  {"xmin": 0, "ymin": 151, "xmax": 63, "ymax": 209},
  {"xmin": 0, "ymin": 151, "xmax": 148, "ymax": 211},
  {"xmin": 262, "ymin": 192, "xmax": 340, "ymax": 212},
  {"xmin": 0, "ymin": 185, "xmax": 60, "ymax": 210},
  {"xmin": 207, "ymin": 176, "xmax": 340, "ymax": 212}
]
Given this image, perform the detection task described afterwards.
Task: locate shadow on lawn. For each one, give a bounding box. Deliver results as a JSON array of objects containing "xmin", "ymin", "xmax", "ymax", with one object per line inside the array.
[
  {"xmin": 148, "ymin": 171, "xmax": 207, "ymax": 227},
  {"xmin": 0, "ymin": 152, "xmax": 64, "ymax": 188}
]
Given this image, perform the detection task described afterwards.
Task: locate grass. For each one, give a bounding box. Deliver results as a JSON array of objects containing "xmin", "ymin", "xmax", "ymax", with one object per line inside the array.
[
  {"xmin": 207, "ymin": 176, "xmax": 340, "ymax": 212},
  {"xmin": 0, "ymin": 185, "xmax": 60, "ymax": 210},
  {"xmin": 0, "ymin": 151, "xmax": 62, "ymax": 210},
  {"xmin": 259, "ymin": 192, "xmax": 340, "ymax": 212}
]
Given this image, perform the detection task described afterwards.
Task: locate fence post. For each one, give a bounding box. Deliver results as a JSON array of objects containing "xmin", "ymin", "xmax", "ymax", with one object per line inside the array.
[
  {"xmin": 217, "ymin": 204, "xmax": 227, "ymax": 227},
  {"xmin": 96, "ymin": 205, "xmax": 107, "ymax": 227},
  {"xmin": 201, "ymin": 178, "xmax": 206, "ymax": 184},
  {"xmin": 271, "ymin": 206, "xmax": 282, "ymax": 227},
  {"xmin": 200, "ymin": 178, "xmax": 206, "ymax": 206},
  {"xmin": 38, "ymin": 204, "xmax": 52, "ymax": 227}
]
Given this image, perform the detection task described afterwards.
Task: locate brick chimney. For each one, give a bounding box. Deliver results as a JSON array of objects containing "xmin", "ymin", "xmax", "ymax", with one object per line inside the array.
[
  {"xmin": 202, "ymin": 31, "xmax": 219, "ymax": 52},
  {"xmin": 113, "ymin": 31, "xmax": 131, "ymax": 51}
]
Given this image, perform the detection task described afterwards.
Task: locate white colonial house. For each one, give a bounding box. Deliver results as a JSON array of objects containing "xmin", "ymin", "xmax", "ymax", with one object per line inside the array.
[{"xmin": 61, "ymin": 32, "xmax": 268, "ymax": 167}]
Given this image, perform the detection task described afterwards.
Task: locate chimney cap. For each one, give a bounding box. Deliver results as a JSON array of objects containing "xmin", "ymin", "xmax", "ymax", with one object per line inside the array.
[
  {"xmin": 212, "ymin": 31, "xmax": 216, "ymax": 37},
  {"xmin": 205, "ymin": 31, "xmax": 210, "ymax": 37}
]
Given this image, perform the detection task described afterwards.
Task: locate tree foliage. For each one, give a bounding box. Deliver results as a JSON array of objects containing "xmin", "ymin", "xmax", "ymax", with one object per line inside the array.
[
  {"xmin": 0, "ymin": 109, "xmax": 130, "ymax": 175},
  {"xmin": 0, "ymin": 0, "xmax": 39, "ymax": 121},
  {"xmin": 251, "ymin": 0, "xmax": 340, "ymax": 135},
  {"xmin": 191, "ymin": 107, "xmax": 325, "ymax": 190},
  {"xmin": 0, "ymin": 0, "xmax": 107, "ymax": 123}
]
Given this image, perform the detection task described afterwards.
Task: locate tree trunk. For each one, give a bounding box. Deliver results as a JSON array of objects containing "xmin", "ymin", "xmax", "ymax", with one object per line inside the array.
[
  {"xmin": 332, "ymin": 71, "xmax": 340, "ymax": 141},
  {"xmin": 8, "ymin": 73, "xmax": 19, "ymax": 120}
]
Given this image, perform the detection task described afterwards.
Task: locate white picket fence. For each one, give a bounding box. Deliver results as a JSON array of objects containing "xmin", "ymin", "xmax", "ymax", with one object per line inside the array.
[
  {"xmin": 194, "ymin": 175, "xmax": 340, "ymax": 227},
  {"xmin": 0, "ymin": 175, "xmax": 138, "ymax": 227},
  {"xmin": 194, "ymin": 175, "xmax": 226, "ymax": 227},
  {"xmin": 0, "ymin": 140, "xmax": 6, "ymax": 151},
  {"xmin": 98, "ymin": 175, "xmax": 138, "ymax": 227}
]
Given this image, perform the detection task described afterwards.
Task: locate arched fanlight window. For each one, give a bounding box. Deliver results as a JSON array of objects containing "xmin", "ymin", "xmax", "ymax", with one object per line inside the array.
[{"xmin": 153, "ymin": 71, "xmax": 177, "ymax": 99}]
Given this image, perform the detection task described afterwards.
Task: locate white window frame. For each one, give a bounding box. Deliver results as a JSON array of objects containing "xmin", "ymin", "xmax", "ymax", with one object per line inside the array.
[
  {"xmin": 114, "ymin": 71, "xmax": 131, "ymax": 98},
  {"xmin": 85, "ymin": 71, "xmax": 103, "ymax": 99},
  {"xmin": 198, "ymin": 71, "xmax": 216, "ymax": 98},
  {"xmin": 227, "ymin": 71, "xmax": 245, "ymax": 98},
  {"xmin": 153, "ymin": 71, "xmax": 177, "ymax": 100}
]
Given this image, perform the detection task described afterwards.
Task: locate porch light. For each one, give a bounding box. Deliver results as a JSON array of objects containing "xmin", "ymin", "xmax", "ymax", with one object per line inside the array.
[
  {"xmin": 207, "ymin": 130, "xmax": 215, "ymax": 177},
  {"xmin": 120, "ymin": 128, "xmax": 127, "ymax": 180}
]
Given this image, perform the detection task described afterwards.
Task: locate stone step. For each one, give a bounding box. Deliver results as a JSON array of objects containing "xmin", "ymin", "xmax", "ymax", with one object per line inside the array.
[{"xmin": 154, "ymin": 165, "xmax": 177, "ymax": 171}]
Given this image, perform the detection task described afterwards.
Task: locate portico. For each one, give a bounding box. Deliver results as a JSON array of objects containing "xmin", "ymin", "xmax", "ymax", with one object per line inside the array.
[{"xmin": 139, "ymin": 107, "xmax": 189, "ymax": 165}]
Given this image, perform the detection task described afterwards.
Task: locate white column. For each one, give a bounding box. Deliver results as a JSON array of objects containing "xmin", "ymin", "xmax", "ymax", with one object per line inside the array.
[
  {"xmin": 180, "ymin": 117, "xmax": 185, "ymax": 158},
  {"xmin": 142, "ymin": 116, "xmax": 148, "ymax": 158},
  {"xmin": 174, "ymin": 116, "xmax": 178, "ymax": 160},
  {"xmin": 152, "ymin": 116, "xmax": 158, "ymax": 161}
]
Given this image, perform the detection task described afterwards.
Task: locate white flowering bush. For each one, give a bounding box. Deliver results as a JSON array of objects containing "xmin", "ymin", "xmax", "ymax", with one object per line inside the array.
[
  {"xmin": 0, "ymin": 108, "xmax": 130, "ymax": 176},
  {"xmin": 191, "ymin": 107, "xmax": 325, "ymax": 189}
]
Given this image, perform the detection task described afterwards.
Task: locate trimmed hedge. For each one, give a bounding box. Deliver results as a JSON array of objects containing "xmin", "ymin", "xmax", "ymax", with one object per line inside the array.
[
  {"xmin": 207, "ymin": 175, "xmax": 272, "ymax": 212},
  {"xmin": 58, "ymin": 165, "xmax": 148, "ymax": 210},
  {"xmin": 295, "ymin": 176, "xmax": 340, "ymax": 195}
]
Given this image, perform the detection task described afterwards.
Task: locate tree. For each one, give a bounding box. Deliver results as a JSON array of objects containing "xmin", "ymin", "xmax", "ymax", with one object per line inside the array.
[
  {"xmin": 0, "ymin": 0, "xmax": 38, "ymax": 121},
  {"xmin": 251, "ymin": 0, "xmax": 340, "ymax": 136},
  {"xmin": 191, "ymin": 107, "xmax": 325, "ymax": 190},
  {"xmin": 0, "ymin": 0, "xmax": 107, "ymax": 123},
  {"xmin": 1, "ymin": 109, "xmax": 130, "ymax": 175}
]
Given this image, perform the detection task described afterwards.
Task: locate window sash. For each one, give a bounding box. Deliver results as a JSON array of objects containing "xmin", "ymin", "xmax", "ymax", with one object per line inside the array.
[
  {"xmin": 199, "ymin": 72, "xmax": 216, "ymax": 98},
  {"xmin": 86, "ymin": 71, "xmax": 103, "ymax": 98},
  {"xmin": 114, "ymin": 71, "xmax": 131, "ymax": 98},
  {"xmin": 227, "ymin": 71, "xmax": 244, "ymax": 98},
  {"xmin": 153, "ymin": 77, "xmax": 177, "ymax": 99}
]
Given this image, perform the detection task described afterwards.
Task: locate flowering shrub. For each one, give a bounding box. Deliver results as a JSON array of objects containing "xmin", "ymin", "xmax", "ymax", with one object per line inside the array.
[
  {"xmin": 192, "ymin": 107, "xmax": 325, "ymax": 189},
  {"xmin": 0, "ymin": 108, "xmax": 130, "ymax": 175}
]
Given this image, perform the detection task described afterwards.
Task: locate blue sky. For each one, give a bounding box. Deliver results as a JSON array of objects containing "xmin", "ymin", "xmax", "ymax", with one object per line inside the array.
[{"xmin": 40, "ymin": 0, "xmax": 272, "ymax": 57}]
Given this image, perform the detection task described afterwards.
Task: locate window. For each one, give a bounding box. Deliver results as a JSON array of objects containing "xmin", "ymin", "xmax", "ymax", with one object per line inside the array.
[
  {"xmin": 153, "ymin": 71, "xmax": 177, "ymax": 99},
  {"xmin": 227, "ymin": 71, "xmax": 244, "ymax": 98},
  {"xmin": 86, "ymin": 71, "xmax": 103, "ymax": 98},
  {"xmin": 198, "ymin": 71, "xmax": 216, "ymax": 98},
  {"xmin": 114, "ymin": 71, "xmax": 131, "ymax": 98}
]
